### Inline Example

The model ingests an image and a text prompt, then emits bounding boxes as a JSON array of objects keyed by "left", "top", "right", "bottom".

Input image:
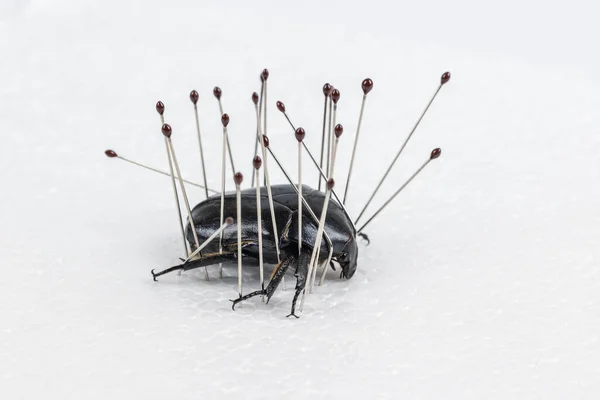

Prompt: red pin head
[
  {"left": 261, "top": 69, "right": 269, "bottom": 81},
  {"left": 331, "top": 89, "right": 340, "bottom": 104},
  {"left": 190, "top": 90, "right": 199, "bottom": 105},
  {"left": 262, "top": 135, "right": 270, "bottom": 148},
  {"left": 276, "top": 101, "right": 285, "bottom": 113},
  {"left": 323, "top": 83, "right": 333, "bottom": 97},
  {"left": 234, "top": 172, "right": 244, "bottom": 186},
  {"left": 430, "top": 148, "right": 442, "bottom": 159},
  {"left": 334, "top": 124, "right": 343, "bottom": 138},
  {"left": 221, "top": 113, "right": 230, "bottom": 127},
  {"left": 156, "top": 101, "right": 165, "bottom": 115},
  {"left": 362, "top": 78, "right": 373, "bottom": 95},
  {"left": 253, "top": 155, "right": 262, "bottom": 170},
  {"left": 105, "top": 149, "right": 117, "bottom": 158},
  {"left": 213, "top": 87, "right": 222, "bottom": 100},
  {"left": 441, "top": 72, "right": 451, "bottom": 85},
  {"left": 252, "top": 92, "right": 259, "bottom": 105},
  {"left": 161, "top": 123, "right": 172, "bottom": 138},
  {"left": 225, "top": 217, "right": 234, "bottom": 225},
  {"left": 327, "top": 178, "right": 335, "bottom": 191},
  {"left": 295, "top": 127, "right": 305, "bottom": 142}
]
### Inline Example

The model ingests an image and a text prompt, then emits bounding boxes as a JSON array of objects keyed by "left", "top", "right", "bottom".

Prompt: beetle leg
[
  {"left": 230, "top": 254, "right": 295, "bottom": 310},
  {"left": 151, "top": 251, "right": 238, "bottom": 281},
  {"left": 287, "top": 249, "right": 310, "bottom": 318}
]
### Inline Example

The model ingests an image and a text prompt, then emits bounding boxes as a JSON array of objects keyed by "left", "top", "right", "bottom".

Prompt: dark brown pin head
[
  {"left": 362, "top": 78, "right": 373, "bottom": 95},
  {"left": 253, "top": 155, "right": 262, "bottom": 170},
  {"left": 221, "top": 113, "right": 230, "bottom": 127},
  {"left": 430, "top": 148, "right": 442, "bottom": 159},
  {"left": 295, "top": 127, "right": 305, "bottom": 142},
  {"left": 252, "top": 92, "right": 259, "bottom": 105},
  {"left": 234, "top": 172, "right": 244, "bottom": 186},
  {"left": 331, "top": 89, "right": 340, "bottom": 104},
  {"left": 276, "top": 101, "right": 285, "bottom": 113},
  {"left": 225, "top": 217, "right": 234, "bottom": 225},
  {"left": 213, "top": 86, "right": 222, "bottom": 100},
  {"left": 190, "top": 90, "right": 199, "bottom": 105},
  {"left": 327, "top": 178, "right": 335, "bottom": 191},
  {"left": 104, "top": 149, "right": 118, "bottom": 158},
  {"left": 441, "top": 72, "right": 451, "bottom": 85},
  {"left": 334, "top": 124, "right": 343, "bottom": 138},
  {"left": 261, "top": 69, "right": 269, "bottom": 81},
  {"left": 156, "top": 101, "right": 165, "bottom": 115},
  {"left": 323, "top": 83, "right": 333, "bottom": 97},
  {"left": 161, "top": 123, "right": 172, "bottom": 138},
  {"left": 262, "top": 135, "right": 270, "bottom": 148}
]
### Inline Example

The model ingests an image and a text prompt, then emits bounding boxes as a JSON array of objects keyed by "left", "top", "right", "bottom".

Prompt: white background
[{"left": 1, "top": 0, "right": 599, "bottom": 398}]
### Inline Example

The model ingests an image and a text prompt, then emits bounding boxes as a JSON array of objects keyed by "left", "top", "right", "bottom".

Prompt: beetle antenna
[
  {"left": 218, "top": 113, "right": 231, "bottom": 279},
  {"left": 251, "top": 90, "right": 261, "bottom": 188},
  {"left": 104, "top": 150, "right": 217, "bottom": 193},
  {"left": 253, "top": 156, "right": 265, "bottom": 299},
  {"left": 155, "top": 102, "right": 188, "bottom": 259},
  {"left": 162, "top": 123, "right": 210, "bottom": 280},
  {"left": 295, "top": 128, "right": 306, "bottom": 262},
  {"left": 214, "top": 87, "right": 236, "bottom": 173},
  {"left": 182, "top": 217, "right": 234, "bottom": 263},
  {"left": 301, "top": 179, "right": 335, "bottom": 311},
  {"left": 357, "top": 148, "right": 442, "bottom": 233},
  {"left": 274, "top": 102, "right": 356, "bottom": 232},
  {"left": 189, "top": 91, "right": 210, "bottom": 199},
  {"left": 355, "top": 72, "right": 450, "bottom": 224},
  {"left": 234, "top": 172, "right": 244, "bottom": 301},
  {"left": 318, "top": 84, "right": 333, "bottom": 190},
  {"left": 343, "top": 78, "right": 373, "bottom": 204}
]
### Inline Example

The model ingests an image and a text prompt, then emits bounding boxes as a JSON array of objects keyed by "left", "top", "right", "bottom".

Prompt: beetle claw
[
  {"left": 286, "top": 312, "right": 300, "bottom": 319},
  {"left": 358, "top": 232, "right": 371, "bottom": 245},
  {"left": 151, "top": 269, "right": 158, "bottom": 282}
]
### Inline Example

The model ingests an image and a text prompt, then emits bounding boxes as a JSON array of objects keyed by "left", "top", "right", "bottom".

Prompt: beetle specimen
[{"left": 106, "top": 69, "right": 450, "bottom": 317}]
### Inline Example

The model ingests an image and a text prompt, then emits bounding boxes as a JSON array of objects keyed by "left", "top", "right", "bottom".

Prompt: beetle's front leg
[{"left": 287, "top": 249, "right": 311, "bottom": 318}]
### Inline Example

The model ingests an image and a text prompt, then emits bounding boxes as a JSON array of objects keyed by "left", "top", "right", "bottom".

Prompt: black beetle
[{"left": 151, "top": 183, "right": 358, "bottom": 318}]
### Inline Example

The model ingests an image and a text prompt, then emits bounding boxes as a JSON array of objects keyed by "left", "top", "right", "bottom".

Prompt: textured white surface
[{"left": 1, "top": 1, "right": 600, "bottom": 398}]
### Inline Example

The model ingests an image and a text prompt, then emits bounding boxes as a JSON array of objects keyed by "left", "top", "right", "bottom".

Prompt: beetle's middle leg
[{"left": 151, "top": 251, "right": 238, "bottom": 281}]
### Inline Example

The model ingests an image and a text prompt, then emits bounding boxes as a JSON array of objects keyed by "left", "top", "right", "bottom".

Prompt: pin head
[
  {"left": 441, "top": 72, "right": 451, "bottom": 85},
  {"left": 323, "top": 83, "right": 333, "bottom": 97},
  {"left": 295, "top": 127, "right": 305, "bottom": 142},
  {"left": 190, "top": 90, "right": 199, "bottom": 105},
  {"left": 253, "top": 155, "right": 262, "bottom": 170},
  {"left": 252, "top": 92, "right": 259, "bottom": 105},
  {"left": 221, "top": 114, "right": 230, "bottom": 127},
  {"left": 327, "top": 178, "right": 335, "bottom": 190},
  {"left": 261, "top": 69, "right": 269, "bottom": 81},
  {"left": 225, "top": 217, "right": 234, "bottom": 225},
  {"left": 262, "top": 135, "right": 270, "bottom": 148},
  {"left": 334, "top": 124, "right": 343, "bottom": 138},
  {"left": 156, "top": 101, "right": 165, "bottom": 115},
  {"left": 276, "top": 101, "right": 285, "bottom": 113},
  {"left": 161, "top": 123, "right": 172, "bottom": 138},
  {"left": 104, "top": 149, "right": 117, "bottom": 158},
  {"left": 331, "top": 89, "right": 340, "bottom": 104},
  {"left": 362, "top": 78, "right": 373, "bottom": 95},
  {"left": 213, "top": 87, "right": 222, "bottom": 100},
  {"left": 234, "top": 172, "right": 244, "bottom": 186},
  {"left": 430, "top": 148, "right": 442, "bottom": 159}
]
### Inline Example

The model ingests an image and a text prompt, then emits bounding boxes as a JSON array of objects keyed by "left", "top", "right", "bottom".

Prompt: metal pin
[
  {"left": 189, "top": 90, "right": 210, "bottom": 199},
  {"left": 234, "top": 172, "right": 244, "bottom": 299},
  {"left": 155, "top": 101, "right": 188, "bottom": 258},
  {"left": 295, "top": 128, "right": 306, "bottom": 261},
  {"left": 253, "top": 156, "right": 265, "bottom": 300},
  {"left": 318, "top": 84, "right": 333, "bottom": 191},
  {"left": 214, "top": 87, "right": 236, "bottom": 173},
  {"left": 358, "top": 148, "right": 442, "bottom": 233},
  {"left": 325, "top": 94, "right": 333, "bottom": 187},
  {"left": 161, "top": 124, "right": 209, "bottom": 280},
  {"left": 355, "top": 72, "right": 451, "bottom": 224},
  {"left": 300, "top": 179, "right": 335, "bottom": 312},
  {"left": 343, "top": 78, "right": 373, "bottom": 204},
  {"left": 251, "top": 91, "right": 261, "bottom": 188},
  {"left": 183, "top": 217, "right": 234, "bottom": 263},
  {"left": 261, "top": 69, "right": 269, "bottom": 155},
  {"left": 218, "top": 113, "right": 230, "bottom": 279},
  {"left": 103, "top": 150, "right": 216, "bottom": 193}
]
